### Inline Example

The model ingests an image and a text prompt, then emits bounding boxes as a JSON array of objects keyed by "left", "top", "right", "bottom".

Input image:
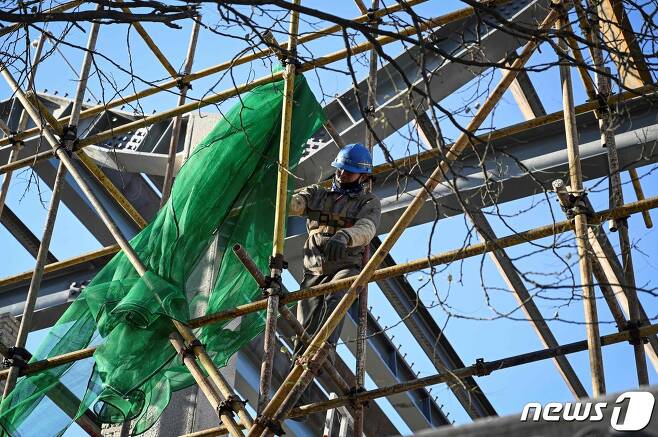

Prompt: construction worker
[{"left": 288, "top": 142, "right": 381, "bottom": 366}]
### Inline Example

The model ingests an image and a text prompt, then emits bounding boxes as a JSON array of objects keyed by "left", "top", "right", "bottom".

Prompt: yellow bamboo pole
[
  {"left": 247, "top": 8, "right": 561, "bottom": 436},
  {"left": 0, "top": 63, "right": 249, "bottom": 437},
  {"left": 556, "top": 9, "right": 606, "bottom": 396},
  {"left": 258, "top": 0, "right": 301, "bottom": 415},
  {"left": 2, "top": 194, "right": 658, "bottom": 383},
  {"left": 0, "top": 0, "right": 509, "bottom": 154}
]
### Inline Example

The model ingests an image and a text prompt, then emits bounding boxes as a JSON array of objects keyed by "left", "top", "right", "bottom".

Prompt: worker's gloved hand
[{"left": 325, "top": 231, "right": 349, "bottom": 261}]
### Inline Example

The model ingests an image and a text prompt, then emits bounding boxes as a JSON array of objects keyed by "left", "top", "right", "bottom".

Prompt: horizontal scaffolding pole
[
  {"left": 0, "top": 0, "right": 519, "bottom": 171},
  {"left": 173, "top": 321, "right": 658, "bottom": 437},
  {"left": 2, "top": 194, "right": 657, "bottom": 381},
  {"left": 286, "top": 322, "right": 658, "bottom": 418}
]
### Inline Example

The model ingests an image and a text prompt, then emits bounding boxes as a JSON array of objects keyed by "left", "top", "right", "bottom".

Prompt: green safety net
[{"left": 0, "top": 73, "right": 325, "bottom": 436}]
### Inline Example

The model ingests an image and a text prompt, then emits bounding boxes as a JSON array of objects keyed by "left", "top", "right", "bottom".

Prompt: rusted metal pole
[
  {"left": 232, "top": 244, "right": 353, "bottom": 396},
  {"left": 556, "top": 10, "right": 606, "bottom": 396},
  {"left": 258, "top": 1, "right": 301, "bottom": 416},
  {"left": 354, "top": 1, "right": 379, "bottom": 434},
  {"left": 585, "top": 1, "right": 648, "bottom": 386},
  {"left": 573, "top": 0, "right": 653, "bottom": 229},
  {"left": 0, "top": 62, "right": 251, "bottom": 437},
  {"left": 160, "top": 18, "right": 201, "bottom": 205},
  {"left": 0, "top": 33, "right": 45, "bottom": 219},
  {"left": 247, "top": 9, "right": 561, "bottom": 436}
]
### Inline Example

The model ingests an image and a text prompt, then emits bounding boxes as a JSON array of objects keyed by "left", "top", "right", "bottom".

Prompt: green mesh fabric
[{"left": 0, "top": 73, "right": 325, "bottom": 436}]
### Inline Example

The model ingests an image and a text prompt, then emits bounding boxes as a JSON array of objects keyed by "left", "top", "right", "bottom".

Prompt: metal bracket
[
  {"left": 176, "top": 76, "right": 192, "bottom": 91},
  {"left": 626, "top": 320, "right": 648, "bottom": 346},
  {"left": 560, "top": 192, "right": 594, "bottom": 220},
  {"left": 295, "top": 353, "right": 324, "bottom": 376},
  {"left": 2, "top": 346, "right": 33, "bottom": 370},
  {"left": 473, "top": 358, "right": 491, "bottom": 376},
  {"left": 366, "top": 8, "right": 383, "bottom": 25},
  {"left": 217, "top": 394, "right": 246, "bottom": 418},
  {"left": 348, "top": 386, "right": 369, "bottom": 409},
  {"left": 255, "top": 415, "right": 285, "bottom": 436},
  {"left": 269, "top": 254, "right": 288, "bottom": 271},
  {"left": 179, "top": 339, "right": 204, "bottom": 360},
  {"left": 61, "top": 124, "right": 78, "bottom": 152},
  {"left": 262, "top": 275, "right": 285, "bottom": 298}
]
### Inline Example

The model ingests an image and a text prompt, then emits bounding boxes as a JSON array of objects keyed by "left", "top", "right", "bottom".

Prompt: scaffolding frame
[{"left": 0, "top": 0, "right": 656, "bottom": 435}]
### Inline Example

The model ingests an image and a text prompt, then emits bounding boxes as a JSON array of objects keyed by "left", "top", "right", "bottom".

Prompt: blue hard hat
[{"left": 331, "top": 143, "right": 373, "bottom": 174}]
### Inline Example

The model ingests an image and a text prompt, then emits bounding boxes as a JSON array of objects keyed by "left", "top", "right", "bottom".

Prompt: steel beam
[
  {"left": 371, "top": 236, "right": 499, "bottom": 418},
  {"left": 296, "top": 0, "right": 552, "bottom": 185},
  {"left": 1, "top": 205, "right": 57, "bottom": 263}
]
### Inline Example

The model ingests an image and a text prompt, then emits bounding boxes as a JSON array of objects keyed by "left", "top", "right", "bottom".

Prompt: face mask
[{"left": 331, "top": 175, "right": 364, "bottom": 195}]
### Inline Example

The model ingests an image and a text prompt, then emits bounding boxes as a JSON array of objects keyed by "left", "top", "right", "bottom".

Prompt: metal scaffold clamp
[
  {"left": 179, "top": 338, "right": 204, "bottom": 360},
  {"left": 55, "top": 124, "right": 78, "bottom": 156},
  {"left": 348, "top": 386, "right": 369, "bottom": 409},
  {"left": 626, "top": 320, "right": 649, "bottom": 346},
  {"left": 255, "top": 415, "right": 285, "bottom": 436},
  {"left": 176, "top": 76, "right": 192, "bottom": 91},
  {"left": 217, "top": 394, "right": 246, "bottom": 418},
  {"left": 473, "top": 358, "right": 491, "bottom": 376},
  {"left": 2, "top": 346, "right": 32, "bottom": 372}
]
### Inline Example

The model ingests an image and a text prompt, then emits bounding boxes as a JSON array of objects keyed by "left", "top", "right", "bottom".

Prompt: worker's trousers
[{"left": 292, "top": 268, "right": 359, "bottom": 364}]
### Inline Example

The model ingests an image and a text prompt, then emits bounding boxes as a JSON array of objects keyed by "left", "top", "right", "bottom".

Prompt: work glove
[{"left": 325, "top": 231, "right": 349, "bottom": 262}]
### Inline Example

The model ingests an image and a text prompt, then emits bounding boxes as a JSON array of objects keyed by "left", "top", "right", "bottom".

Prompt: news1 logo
[{"left": 520, "top": 391, "right": 655, "bottom": 431}]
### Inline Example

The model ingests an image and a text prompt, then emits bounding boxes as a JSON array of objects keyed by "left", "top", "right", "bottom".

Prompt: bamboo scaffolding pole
[
  {"left": 247, "top": 9, "right": 561, "bottom": 436},
  {"left": 186, "top": 321, "right": 658, "bottom": 436},
  {"left": 1, "top": 13, "right": 102, "bottom": 398},
  {"left": 23, "top": 76, "right": 147, "bottom": 230},
  {"left": 0, "top": 34, "right": 45, "bottom": 220},
  {"left": 354, "top": 1, "right": 379, "bottom": 433},
  {"left": 3, "top": 194, "right": 658, "bottom": 383},
  {"left": 115, "top": 0, "right": 179, "bottom": 79},
  {"left": 0, "top": 1, "right": 85, "bottom": 38},
  {"left": 572, "top": 0, "right": 653, "bottom": 229},
  {"left": 416, "top": 116, "right": 587, "bottom": 399},
  {"left": 257, "top": 1, "right": 301, "bottom": 416},
  {"left": 1, "top": 161, "right": 67, "bottom": 401},
  {"left": 0, "top": 0, "right": 510, "bottom": 158},
  {"left": 556, "top": 10, "right": 606, "bottom": 396},
  {"left": 160, "top": 18, "right": 201, "bottom": 205},
  {"left": 232, "top": 244, "right": 353, "bottom": 398},
  {"left": 585, "top": 1, "right": 648, "bottom": 385},
  {"left": 0, "top": 63, "right": 251, "bottom": 437}
]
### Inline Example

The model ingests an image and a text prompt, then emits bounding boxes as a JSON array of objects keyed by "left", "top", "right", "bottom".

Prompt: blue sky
[{"left": 1, "top": 1, "right": 657, "bottom": 435}]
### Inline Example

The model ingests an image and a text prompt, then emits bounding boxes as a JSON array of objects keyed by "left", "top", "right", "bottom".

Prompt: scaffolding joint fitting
[
  {"left": 262, "top": 275, "right": 285, "bottom": 298},
  {"left": 179, "top": 338, "right": 204, "bottom": 360},
  {"left": 282, "top": 55, "right": 301, "bottom": 69},
  {"left": 295, "top": 354, "right": 323, "bottom": 376},
  {"left": 348, "top": 386, "right": 369, "bottom": 409},
  {"left": 269, "top": 254, "right": 288, "bottom": 271},
  {"left": 176, "top": 76, "right": 192, "bottom": 91},
  {"left": 217, "top": 394, "right": 245, "bottom": 418},
  {"left": 366, "top": 8, "right": 383, "bottom": 25},
  {"left": 56, "top": 124, "right": 78, "bottom": 156},
  {"left": 1, "top": 346, "right": 32, "bottom": 371},
  {"left": 626, "top": 320, "right": 648, "bottom": 346},
  {"left": 473, "top": 358, "right": 491, "bottom": 376},
  {"left": 562, "top": 192, "right": 593, "bottom": 220},
  {"left": 255, "top": 415, "right": 285, "bottom": 436}
]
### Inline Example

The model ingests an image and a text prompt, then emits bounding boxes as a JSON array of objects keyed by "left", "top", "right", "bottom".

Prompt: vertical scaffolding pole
[
  {"left": 0, "top": 62, "right": 249, "bottom": 437},
  {"left": 161, "top": 18, "right": 201, "bottom": 205},
  {"left": 247, "top": 8, "right": 560, "bottom": 436},
  {"left": 354, "top": 0, "right": 379, "bottom": 434},
  {"left": 556, "top": 9, "right": 606, "bottom": 396},
  {"left": 257, "top": 0, "right": 301, "bottom": 416},
  {"left": 0, "top": 33, "right": 45, "bottom": 219},
  {"left": 0, "top": 15, "right": 102, "bottom": 399},
  {"left": 586, "top": 0, "right": 648, "bottom": 387}
]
